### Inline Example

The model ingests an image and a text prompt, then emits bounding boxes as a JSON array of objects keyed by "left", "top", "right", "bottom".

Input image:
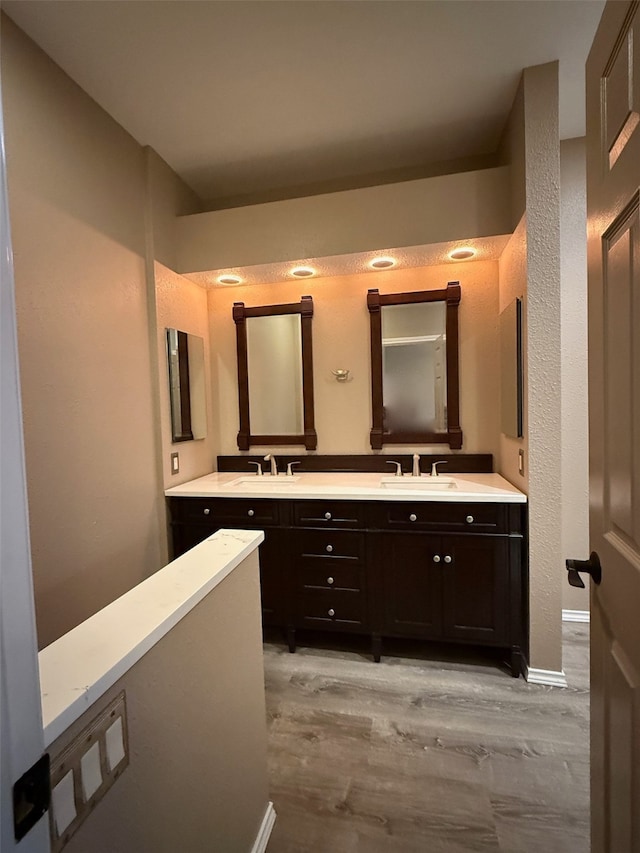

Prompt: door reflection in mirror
[
  {"left": 246, "top": 314, "right": 303, "bottom": 435},
  {"left": 381, "top": 302, "right": 447, "bottom": 433}
]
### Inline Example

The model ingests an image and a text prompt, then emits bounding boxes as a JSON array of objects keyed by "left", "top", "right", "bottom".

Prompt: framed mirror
[
  {"left": 166, "top": 328, "right": 207, "bottom": 442},
  {"left": 367, "top": 282, "right": 462, "bottom": 449},
  {"left": 500, "top": 296, "right": 524, "bottom": 438},
  {"left": 233, "top": 295, "right": 317, "bottom": 450}
]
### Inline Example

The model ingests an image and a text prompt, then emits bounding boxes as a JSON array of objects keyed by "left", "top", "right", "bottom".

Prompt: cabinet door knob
[
  {"left": 433, "top": 554, "right": 441, "bottom": 563},
  {"left": 409, "top": 513, "right": 417, "bottom": 522},
  {"left": 247, "top": 509, "right": 255, "bottom": 517},
  {"left": 328, "top": 608, "right": 335, "bottom": 617},
  {"left": 327, "top": 577, "right": 334, "bottom": 585},
  {"left": 326, "top": 545, "right": 334, "bottom": 553},
  {"left": 466, "top": 515, "right": 474, "bottom": 524},
  {"left": 444, "top": 555, "right": 452, "bottom": 564},
  {"left": 203, "top": 508, "right": 210, "bottom": 515},
  {"left": 324, "top": 512, "right": 332, "bottom": 520}
]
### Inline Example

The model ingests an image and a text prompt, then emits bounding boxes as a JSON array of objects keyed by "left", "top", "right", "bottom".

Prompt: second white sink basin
[{"left": 380, "top": 476, "right": 458, "bottom": 489}]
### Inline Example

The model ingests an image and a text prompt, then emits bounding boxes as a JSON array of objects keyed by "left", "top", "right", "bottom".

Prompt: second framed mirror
[
  {"left": 368, "top": 281, "right": 462, "bottom": 449},
  {"left": 233, "top": 295, "right": 317, "bottom": 450}
]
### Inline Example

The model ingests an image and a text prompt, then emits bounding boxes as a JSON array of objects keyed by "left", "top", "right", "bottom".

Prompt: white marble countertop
[
  {"left": 165, "top": 471, "right": 526, "bottom": 503},
  {"left": 39, "top": 528, "right": 264, "bottom": 747}
]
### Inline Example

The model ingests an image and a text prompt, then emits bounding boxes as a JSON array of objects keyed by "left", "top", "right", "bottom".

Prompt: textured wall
[
  {"left": 208, "top": 260, "right": 500, "bottom": 457},
  {"left": 560, "top": 138, "right": 590, "bottom": 613},
  {"left": 155, "top": 263, "right": 215, "bottom": 487},
  {"left": 53, "top": 553, "right": 270, "bottom": 853},
  {"left": 523, "top": 62, "right": 563, "bottom": 673},
  {"left": 2, "top": 18, "right": 164, "bottom": 648}
]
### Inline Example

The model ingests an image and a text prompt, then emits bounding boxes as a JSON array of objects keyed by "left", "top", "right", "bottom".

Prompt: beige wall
[
  {"left": 178, "top": 167, "right": 511, "bottom": 273},
  {"left": 560, "top": 138, "right": 590, "bottom": 613},
  {"left": 2, "top": 17, "right": 165, "bottom": 648},
  {"left": 52, "top": 553, "right": 270, "bottom": 853},
  {"left": 208, "top": 261, "right": 500, "bottom": 458},
  {"left": 155, "top": 262, "right": 215, "bottom": 487},
  {"left": 523, "top": 62, "right": 563, "bottom": 673}
]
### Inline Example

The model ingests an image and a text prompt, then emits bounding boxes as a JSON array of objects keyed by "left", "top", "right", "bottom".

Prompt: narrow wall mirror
[
  {"left": 500, "top": 296, "right": 524, "bottom": 438},
  {"left": 166, "top": 328, "right": 207, "bottom": 442},
  {"left": 368, "top": 282, "right": 462, "bottom": 449},
  {"left": 233, "top": 295, "right": 317, "bottom": 450}
]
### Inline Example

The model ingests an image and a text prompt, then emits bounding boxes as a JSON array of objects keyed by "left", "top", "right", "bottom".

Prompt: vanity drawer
[
  {"left": 296, "top": 562, "right": 364, "bottom": 592},
  {"left": 373, "top": 502, "right": 506, "bottom": 533},
  {"left": 168, "top": 497, "right": 279, "bottom": 526},
  {"left": 292, "top": 500, "right": 367, "bottom": 528},
  {"left": 297, "top": 589, "right": 367, "bottom": 629},
  {"left": 292, "top": 529, "right": 365, "bottom": 560}
]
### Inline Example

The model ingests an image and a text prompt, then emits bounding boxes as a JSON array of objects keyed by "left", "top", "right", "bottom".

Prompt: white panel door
[
  {"left": 586, "top": 2, "right": 640, "bottom": 850},
  {"left": 0, "top": 82, "right": 50, "bottom": 851}
]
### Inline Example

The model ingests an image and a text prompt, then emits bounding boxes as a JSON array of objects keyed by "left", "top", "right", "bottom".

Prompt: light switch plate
[
  {"left": 171, "top": 451, "right": 179, "bottom": 474},
  {"left": 49, "top": 692, "right": 129, "bottom": 851},
  {"left": 518, "top": 449, "right": 525, "bottom": 476}
]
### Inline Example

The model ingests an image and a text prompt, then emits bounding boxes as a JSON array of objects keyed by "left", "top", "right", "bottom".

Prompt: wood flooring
[{"left": 264, "top": 624, "right": 590, "bottom": 853}]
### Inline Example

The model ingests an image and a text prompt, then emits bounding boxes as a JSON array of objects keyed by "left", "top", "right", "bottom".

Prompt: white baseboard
[
  {"left": 251, "top": 802, "right": 276, "bottom": 853},
  {"left": 525, "top": 667, "right": 568, "bottom": 688},
  {"left": 562, "top": 609, "right": 590, "bottom": 623}
]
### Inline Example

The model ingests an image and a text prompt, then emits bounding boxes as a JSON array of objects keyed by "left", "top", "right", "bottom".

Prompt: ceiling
[{"left": 3, "top": 0, "right": 605, "bottom": 210}]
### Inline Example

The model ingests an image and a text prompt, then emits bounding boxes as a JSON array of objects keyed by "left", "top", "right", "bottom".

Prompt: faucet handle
[
  {"left": 287, "top": 461, "right": 301, "bottom": 476},
  {"left": 386, "top": 460, "right": 403, "bottom": 477},
  {"left": 431, "top": 460, "right": 448, "bottom": 477},
  {"left": 247, "top": 461, "right": 263, "bottom": 477}
]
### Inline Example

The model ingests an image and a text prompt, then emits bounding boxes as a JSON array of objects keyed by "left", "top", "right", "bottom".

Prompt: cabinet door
[
  {"left": 380, "top": 533, "right": 442, "bottom": 638},
  {"left": 257, "top": 530, "right": 286, "bottom": 626},
  {"left": 440, "top": 535, "right": 509, "bottom": 645}
]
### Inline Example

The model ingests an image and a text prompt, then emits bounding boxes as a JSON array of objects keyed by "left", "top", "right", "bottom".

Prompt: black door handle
[{"left": 566, "top": 551, "right": 602, "bottom": 588}]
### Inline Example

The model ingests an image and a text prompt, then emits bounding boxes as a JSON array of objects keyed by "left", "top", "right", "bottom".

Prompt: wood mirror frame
[
  {"left": 367, "top": 281, "right": 462, "bottom": 450},
  {"left": 233, "top": 295, "right": 317, "bottom": 450}
]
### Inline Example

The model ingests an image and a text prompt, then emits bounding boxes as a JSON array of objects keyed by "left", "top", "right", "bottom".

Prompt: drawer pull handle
[
  {"left": 324, "top": 512, "right": 332, "bottom": 520},
  {"left": 409, "top": 513, "right": 417, "bottom": 522},
  {"left": 327, "top": 577, "right": 334, "bottom": 585},
  {"left": 444, "top": 555, "right": 452, "bottom": 564},
  {"left": 433, "top": 555, "right": 441, "bottom": 563},
  {"left": 328, "top": 608, "right": 335, "bottom": 617},
  {"left": 203, "top": 508, "right": 210, "bottom": 515},
  {"left": 326, "top": 545, "right": 334, "bottom": 553},
  {"left": 466, "top": 515, "right": 474, "bottom": 524},
  {"left": 247, "top": 509, "right": 255, "bottom": 517}
]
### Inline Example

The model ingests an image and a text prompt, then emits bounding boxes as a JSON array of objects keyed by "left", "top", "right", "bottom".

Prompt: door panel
[
  {"left": 587, "top": 3, "right": 640, "bottom": 850},
  {"left": 380, "top": 534, "right": 442, "bottom": 637}
]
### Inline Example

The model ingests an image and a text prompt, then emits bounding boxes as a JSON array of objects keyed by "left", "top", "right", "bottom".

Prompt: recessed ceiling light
[
  {"left": 369, "top": 256, "right": 396, "bottom": 269},
  {"left": 449, "top": 248, "right": 476, "bottom": 261},
  {"left": 290, "top": 266, "right": 316, "bottom": 278},
  {"left": 217, "top": 274, "right": 243, "bottom": 285}
]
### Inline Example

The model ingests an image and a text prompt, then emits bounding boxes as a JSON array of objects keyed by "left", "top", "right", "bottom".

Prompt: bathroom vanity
[{"left": 166, "top": 459, "right": 527, "bottom": 676}]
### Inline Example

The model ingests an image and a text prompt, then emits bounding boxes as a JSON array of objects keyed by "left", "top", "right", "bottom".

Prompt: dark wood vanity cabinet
[{"left": 167, "top": 495, "right": 527, "bottom": 676}]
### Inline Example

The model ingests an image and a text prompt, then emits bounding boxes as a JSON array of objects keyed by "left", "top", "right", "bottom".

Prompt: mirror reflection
[
  {"left": 233, "top": 295, "right": 317, "bottom": 450},
  {"left": 247, "top": 314, "right": 303, "bottom": 435},
  {"left": 382, "top": 302, "right": 447, "bottom": 433},
  {"left": 166, "top": 328, "right": 207, "bottom": 442}
]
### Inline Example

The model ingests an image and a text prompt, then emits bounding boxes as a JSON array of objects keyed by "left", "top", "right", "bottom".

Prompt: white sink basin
[
  {"left": 230, "top": 475, "right": 301, "bottom": 486},
  {"left": 379, "top": 475, "right": 458, "bottom": 489}
]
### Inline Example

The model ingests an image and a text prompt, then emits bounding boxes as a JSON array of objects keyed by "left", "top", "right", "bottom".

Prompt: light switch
[
  {"left": 51, "top": 770, "right": 76, "bottom": 836},
  {"left": 171, "top": 452, "right": 180, "bottom": 474},
  {"left": 80, "top": 742, "right": 102, "bottom": 801},
  {"left": 105, "top": 716, "right": 126, "bottom": 771}
]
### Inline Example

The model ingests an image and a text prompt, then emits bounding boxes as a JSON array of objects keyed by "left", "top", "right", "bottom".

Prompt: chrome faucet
[
  {"left": 386, "top": 460, "right": 403, "bottom": 477},
  {"left": 264, "top": 453, "right": 278, "bottom": 476},
  {"left": 247, "top": 461, "right": 263, "bottom": 476},
  {"left": 412, "top": 454, "right": 421, "bottom": 477},
  {"left": 286, "top": 461, "right": 301, "bottom": 476},
  {"left": 431, "top": 460, "right": 447, "bottom": 477}
]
